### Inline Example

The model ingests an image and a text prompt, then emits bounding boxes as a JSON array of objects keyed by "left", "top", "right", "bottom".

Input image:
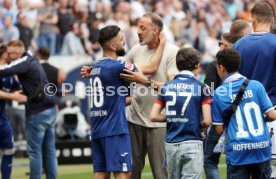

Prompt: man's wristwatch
[{"left": 145, "top": 77, "right": 152, "bottom": 88}]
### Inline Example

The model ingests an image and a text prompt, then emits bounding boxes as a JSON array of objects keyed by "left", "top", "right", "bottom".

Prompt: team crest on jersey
[{"left": 124, "top": 62, "right": 134, "bottom": 71}]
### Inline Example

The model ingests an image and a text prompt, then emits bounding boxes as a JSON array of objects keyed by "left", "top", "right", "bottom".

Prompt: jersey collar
[
  {"left": 98, "top": 57, "right": 112, "bottom": 61},
  {"left": 175, "top": 70, "right": 195, "bottom": 80},
  {"left": 251, "top": 32, "right": 269, "bottom": 35},
  {"left": 223, "top": 73, "right": 245, "bottom": 83}
]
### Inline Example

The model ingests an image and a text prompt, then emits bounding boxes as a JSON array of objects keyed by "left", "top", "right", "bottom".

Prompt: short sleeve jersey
[
  {"left": 156, "top": 71, "right": 211, "bottom": 143},
  {"left": 212, "top": 75, "right": 273, "bottom": 166},
  {"left": 90, "top": 58, "right": 136, "bottom": 139}
]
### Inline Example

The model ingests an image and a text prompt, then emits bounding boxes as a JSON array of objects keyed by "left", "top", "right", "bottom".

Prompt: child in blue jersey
[
  {"left": 150, "top": 47, "right": 212, "bottom": 179},
  {"left": 0, "top": 45, "right": 27, "bottom": 179},
  {"left": 212, "top": 49, "right": 276, "bottom": 179}
]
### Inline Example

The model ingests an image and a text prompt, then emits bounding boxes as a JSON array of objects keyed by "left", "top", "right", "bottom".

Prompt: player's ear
[
  {"left": 153, "top": 26, "right": 159, "bottom": 35},
  {"left": 108, "top": 42, "right": 116, "bottom": 51},
  {"left": 222, "top": 65, "right": 228, "bottom": 73},
  {"left": 216, "top": 64, "right": 223, "bottom": 73}
]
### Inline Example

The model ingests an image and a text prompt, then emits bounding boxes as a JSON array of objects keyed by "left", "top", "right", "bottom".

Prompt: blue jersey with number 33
[
  {"left": 90, "top": 58, "right": 136, "bottom": 139},
  {"left": 212, "top": 75, "right": 273, "bottom": 166}
]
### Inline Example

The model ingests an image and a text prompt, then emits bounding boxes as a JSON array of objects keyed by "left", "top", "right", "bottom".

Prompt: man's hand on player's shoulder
[
  {"left": 120, "top": 69, "right": 147, "bottom": 84},
  {"left": 81, "top": 66, "right": 92, "bottom": 78}
]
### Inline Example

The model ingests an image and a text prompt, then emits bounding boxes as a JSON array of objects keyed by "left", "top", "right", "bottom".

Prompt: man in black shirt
[{"left": 36, "top": 47, "right": 65, "bottom": 87}]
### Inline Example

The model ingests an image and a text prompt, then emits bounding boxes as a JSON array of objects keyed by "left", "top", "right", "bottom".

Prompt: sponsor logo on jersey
[{"left": 124, "top": 62, "right": 134, "bottom": 71}]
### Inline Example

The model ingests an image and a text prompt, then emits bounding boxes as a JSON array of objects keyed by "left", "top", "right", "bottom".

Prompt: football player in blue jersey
[
  {"left": 88, "top": 25, "right": 165, "bottom": 179},
  {"left": 212, "top": 49, "right": 276, "bottom": 179},
  {"left": 150, "top": 47, "right": 212, "bottom": 179},
  {"left": 234, "top": 2, "right": 276, "bottom": 106},
  {"left": 233, "top": 2, "right": 276, "bottom": 178},
  {"left": 0, "top": 45, "right": 27, "bottom": 179}
]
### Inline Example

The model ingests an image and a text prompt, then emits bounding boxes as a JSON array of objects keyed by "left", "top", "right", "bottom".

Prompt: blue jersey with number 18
[
  {"left": 212, "top": 75, "right": 273, "bottom": 166},
  {"left": 90, "top": 58, "right": 136, "bottom": 139}
]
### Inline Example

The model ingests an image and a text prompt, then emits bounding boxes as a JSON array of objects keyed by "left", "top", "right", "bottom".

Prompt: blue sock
[{"left": 1, "top": 154, "right": 13, "bottom": 179}]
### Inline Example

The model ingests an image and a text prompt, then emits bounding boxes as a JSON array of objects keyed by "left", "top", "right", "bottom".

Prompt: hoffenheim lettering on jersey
[
  {"left": 90, "top": 58, "right": 136, "bottom": 139},
  {"left": 212, "top": 77, "right": 273, "bottom": 166},
  {"left": 232, "top": 140, "right": 270, "bottom": 151}
]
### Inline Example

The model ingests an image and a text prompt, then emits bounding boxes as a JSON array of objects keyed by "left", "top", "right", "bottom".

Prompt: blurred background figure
[
  {"left": 36, "top": 0, "right": 58, "bottom": 55},
  {"left": 56, "top": 0, "right": 75, "bottom": 54},
  {"left": 2, "top": 15, "right": 19, "bottom": 44},
  {"left": 60, "top": 21, "right": 86, "bottom": 56},
  {"left": 16, "top": 12, "right": 35, "bottom": 52}
]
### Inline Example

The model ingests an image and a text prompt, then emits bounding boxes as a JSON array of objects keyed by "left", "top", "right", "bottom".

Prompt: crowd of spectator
[{"left": 0, "top": 0, "right": 275, "bottom": 61}]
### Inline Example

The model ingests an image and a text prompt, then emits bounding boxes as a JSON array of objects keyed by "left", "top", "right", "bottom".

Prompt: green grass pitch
[{"left": 11, "top": 155, "right": 227, "bottom": 179}]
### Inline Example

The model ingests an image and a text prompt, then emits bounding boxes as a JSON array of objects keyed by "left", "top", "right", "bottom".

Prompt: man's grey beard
[{"left": 139, "top": 33, "right": 153, "bottom": 46}]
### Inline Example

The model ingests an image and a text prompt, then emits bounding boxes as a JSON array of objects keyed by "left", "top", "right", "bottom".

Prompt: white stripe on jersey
[{"left": 0, "top": 56, "right": 28, "bottom": 70}]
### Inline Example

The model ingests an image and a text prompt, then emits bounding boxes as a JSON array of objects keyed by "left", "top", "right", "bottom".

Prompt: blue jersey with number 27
[
  {"left": 212, "top": 75, "right": 273, "bottom": 166},
  {"left": 156, "top": 72, "right": 211, "bottom": 143},
  {"left": 90, "top": 58, "right": 136, "bottom": 139}
]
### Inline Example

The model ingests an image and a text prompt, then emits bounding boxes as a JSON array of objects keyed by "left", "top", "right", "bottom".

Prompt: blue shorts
[
  {"left": 92, "top": 134, "right": 132, "bottom": 172},
  {"left": 0, "top": 121, "right": 13, "bottom": 149}
]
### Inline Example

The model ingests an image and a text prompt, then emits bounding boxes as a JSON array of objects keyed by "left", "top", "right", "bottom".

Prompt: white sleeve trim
[
  {"left": 212, "top": 122, "right": 224, "bottom": 125},
  {"left": 265, "top": 107, "right": 275, "bottom": 114}
]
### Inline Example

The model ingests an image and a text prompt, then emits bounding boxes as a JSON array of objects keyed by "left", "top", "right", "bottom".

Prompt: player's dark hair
[
  {"left": 98, "top": 25, "right": 121, "bottom": 47},
  {"left": 216, "top": 49, "right": 240, "bottom": 73},
  {"left": 36, "top": 47, "right": 50, "bottom": 60},
  {"left": 0, "top": 45, "right": 7, "bottom": 57},
  {"left": 251, "top": 2, "right": 274, "bottom": 24},
  {"left": 176, "top": 47, "right": 200, "bottom": 71}
]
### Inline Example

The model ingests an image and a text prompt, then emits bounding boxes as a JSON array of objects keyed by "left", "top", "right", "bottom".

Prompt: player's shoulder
[
  {"left": 115, "top": 59, "right": 135, "bottom": 71},
  {"left": 95, "top": 58, "right": 115, "bottom": 66},
  {"left": 264, "top": 32, "right": 276, "bottom": 39},
  {"left": 249, "top": 79, "right": 262, "bottom": 85},
  {"left": 160, "top": 79, "right": 175, "bottom": 92},
  {"left": 248, "top": 80, "right": 264, "bottom": 91},
  {"left": 185, "top": 76, "right": 206, "bottom": 90},
  {"left": 163, "top": 79, "right": 175, "bottom": 87},
  {"left": 234, "top": 35, "right": 249, "bottom": 48},
  {"left": 214, "top": 83, "right": 227, "bottom": 96}
]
